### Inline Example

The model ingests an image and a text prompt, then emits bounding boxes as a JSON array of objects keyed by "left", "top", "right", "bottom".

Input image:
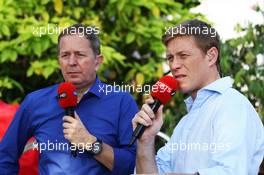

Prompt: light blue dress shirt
[{"left": 156, "top": 77, "right": 264, "bottom": 175}]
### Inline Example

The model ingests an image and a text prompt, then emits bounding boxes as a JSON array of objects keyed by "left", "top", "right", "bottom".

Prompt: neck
[
  {"left": 191, "top": 72, "right": 220, "bottom": 100},
  {"left": 76, "top": 88, "right": 88, "bottom": 102},
  {"left": 76, "top": 82, "right": 93, "bottom": 103},
  {"left": 75, "top": 76, "right": 97, "bottom": 102}
]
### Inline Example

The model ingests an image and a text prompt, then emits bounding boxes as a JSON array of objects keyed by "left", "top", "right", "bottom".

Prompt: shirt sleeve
[
  {"left": 155, "top": 114, "right": 188, "bottom": 174},
  {"left": 197, "top": 95, "right": 264, "bottom": 175},
  {"left": 155, "top": 139, "right": 173, "bottom": 173},
  {"left": 0, "top": 95, "right": 34, "bottom": 174},
  {"left": 111, "top": 93, "right": 138, "bottom": 175}
]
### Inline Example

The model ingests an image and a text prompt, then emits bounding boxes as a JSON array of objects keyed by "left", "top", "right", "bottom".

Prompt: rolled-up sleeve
[
  {"left": 111, "top": 93, "right": 138, "bottom": 175},
  {"left": 156, "top": 140, "right": 173, "bottom": 173}
]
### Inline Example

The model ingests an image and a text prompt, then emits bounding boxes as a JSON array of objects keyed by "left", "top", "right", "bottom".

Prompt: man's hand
[
  {"left": 132, "top": 98, "right": 164, "bottom": 144},
  {"left": 62, "top": 112, "right": 114, "bottom": 170},
  {"left": 63, "top": 112, "right": 96, "bottom": 149}
]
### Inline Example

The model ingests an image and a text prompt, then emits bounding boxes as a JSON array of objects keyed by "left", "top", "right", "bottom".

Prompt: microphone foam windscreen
[
  {"left": 151, "top": 76, "right": 179, "bottom": 104},
  {"left": 57, "top": 82, "right": 78, "bottom": 108}
]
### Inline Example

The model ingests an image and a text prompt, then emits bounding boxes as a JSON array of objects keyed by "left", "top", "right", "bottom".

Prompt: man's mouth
[
  {"left": 67, "top": 72, "right": 81, "bottom": 74},
  {"left": 175, "top": 75, "right": 186, "bottom": 81},
  {"left": 67, "top": 72, "right": 81, "bottom": 77}
]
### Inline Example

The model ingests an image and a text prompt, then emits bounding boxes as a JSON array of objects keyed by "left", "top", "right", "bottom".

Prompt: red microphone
[
  {"left": 57, "top": 82, "right": 78, "bottom": 157},
  {"left": 129, "top": 76, "right": 179, "bottom": 146}
]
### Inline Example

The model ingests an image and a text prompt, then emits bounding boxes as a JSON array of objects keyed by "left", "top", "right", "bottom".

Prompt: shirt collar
[
  {"left": 184, "top": 76, "right": 233, "bottom": 112},
  {"left": 54, "top": 76, "right": 103, "bottom": 99},
  {"left": 184, "top": 97, "right": 194, "bottom": 112},
  {"left": 84, "top": 76, "right": 103, "bottom": 98},
  {"left": 202, "top": 76, "right": 233, "bottom": 94}
]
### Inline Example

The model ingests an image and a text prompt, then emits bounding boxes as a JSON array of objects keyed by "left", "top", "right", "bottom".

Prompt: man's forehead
[
  {"left": 166, "top": 48, "right": 191, "bottom": 55},
  {"left": 59, "top": 49, "right": 89, "bottom": 53},
  {"left": 59, "top": 34, "right": 91, "bottom": 50},
  {"left": 60, "top": 34, "right": 89, "bottom": 43},
  {"left": 166, "top": 36, "right": 196, "bottom": 52}
]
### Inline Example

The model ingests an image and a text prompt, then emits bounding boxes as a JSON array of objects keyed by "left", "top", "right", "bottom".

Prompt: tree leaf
[
  {"left": 54, "top": 0, "right": 63, "bottom": 14},
  {"left": 151, "top": 6, "right": 160, "bottom": 18},
  {"left": 136, "top": 73, "right": 144, "bottom": 85},
  {"left": 245, "top": 51, "right": 255, "bottom": 65},
  {"left": 33, "top": 42, "right": 42, "bottom": 57},
  {"left": 125, "top": 32, "right": 135, "bottom": 44},
  {"left": 1, "top": 25, "right": 10, "bottom": 36},
  {"left": 0, "top": 49, "right": 17, "bottom": 62}
]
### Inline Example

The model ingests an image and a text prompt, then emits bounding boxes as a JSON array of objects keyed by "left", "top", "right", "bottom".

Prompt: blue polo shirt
[{"left": 0, "top": 77, "right": 138, "bottom": 175}]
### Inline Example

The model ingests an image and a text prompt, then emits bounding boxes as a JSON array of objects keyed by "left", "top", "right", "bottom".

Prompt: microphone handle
[
  {"left": 65, "top": 107, "right": 75, "bottom": 117},
  {"left": 129, "top": 100, "right": 162, "bottom": 146},
  {"left": 66, "top": 107, "right": 77, "bottom": 157},
  {"left": 150, "top": 99, "right": 162, "bottom": 113}
]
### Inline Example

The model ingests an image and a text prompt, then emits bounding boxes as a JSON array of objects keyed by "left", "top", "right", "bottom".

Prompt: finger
[
  {"left": 63, "top": 128, "right": 71, "bottom": 135},
  {"left": 137, "top": 111, "right": 153, "bottom": 126},
  {"left": 142, "top": 104, "right": 155, "bottom": 119},
  {"left": 132, "top": 117, "right": 137, "bottom": 130},
  {"left": 156, "top": 105, "right": 164, "bottom": 122},
  {"left": 63, "top": 116, "right": 76, "bottom": 123},
  {"left": 139, "top": 110, "right": 153, "bottom": 125},
  {"left": 134, "top": 116, "right": 149, "bottom": 127},
  {"left": 74, "top": 111, "right": 80, "bottom": 120},
  {"left": 132, "top": 113, "right": 143, "bottom": 130},
  {"left": 145, "top": 97, "right": 154, "bottom": 104},
  {"left": 64, "top": 133, "right": 71, "bottom": 141},
  {"left": 62, "top": 122, "right": 72, "bottom": 129},
  {"left": 74, "top": 112, "right": 85, "bottom": 126}
]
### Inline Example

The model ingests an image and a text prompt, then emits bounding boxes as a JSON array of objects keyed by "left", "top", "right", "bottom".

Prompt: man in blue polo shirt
[{"left": 0, "top": 24, "right": 138, "bottom": 175}]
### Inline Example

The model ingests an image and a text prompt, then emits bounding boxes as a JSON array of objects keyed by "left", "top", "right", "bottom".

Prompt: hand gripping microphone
[
  {"left": 57, "top": 82, "right": 78, "bottom": 157},
  {"left": 129, "top": 76, "right": 179, "bottom": 146}
]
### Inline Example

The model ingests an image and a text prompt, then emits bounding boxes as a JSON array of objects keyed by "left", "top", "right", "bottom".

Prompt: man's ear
[
  {"left": 206, "top": 47, "right": 218, "bottom": 67},
  {"left": 95, "top": 55, "right": 104, "bottom": 71}
]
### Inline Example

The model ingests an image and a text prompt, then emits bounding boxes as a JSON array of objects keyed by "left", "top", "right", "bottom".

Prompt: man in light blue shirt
[{"left": 132, "top": 19, "right": 264, "bottom": 175}]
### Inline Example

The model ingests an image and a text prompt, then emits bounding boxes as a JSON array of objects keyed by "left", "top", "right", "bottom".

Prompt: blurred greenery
[
  {"left": 0, "top": 0, "right": 263, "bottom": 149},
  {"left": 220, "top": 21, "right": 264, "bottom": 120}
]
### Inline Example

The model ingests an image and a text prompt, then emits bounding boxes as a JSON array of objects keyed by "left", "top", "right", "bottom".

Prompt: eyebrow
[
  {"left": 59, "top": 50, "right": 88, "bottom": 54},
  {"left": 166, "top": 50, "right": 191, "bottom": 56}
]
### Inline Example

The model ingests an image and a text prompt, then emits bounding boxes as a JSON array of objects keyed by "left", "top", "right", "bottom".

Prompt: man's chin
[
  {"left": 64, "top": 79, "right": 82, "bottom": 85},
  {"left": 178, "top": 85, "right": 191, "bottom": 94}
]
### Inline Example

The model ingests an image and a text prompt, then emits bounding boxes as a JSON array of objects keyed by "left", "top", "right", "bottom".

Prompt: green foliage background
[{"left": 0, "top": 0, "right": 263, "bottom": 141}]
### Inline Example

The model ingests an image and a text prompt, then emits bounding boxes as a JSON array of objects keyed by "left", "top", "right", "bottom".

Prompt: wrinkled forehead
[
  {"left": 165, "top": 35, "right": 199, "bottom": 53},
  {"left": 59, "top": 34, "right": 92, "bottom": 52}
]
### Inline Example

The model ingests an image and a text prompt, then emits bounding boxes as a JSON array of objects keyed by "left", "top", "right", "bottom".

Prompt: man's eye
[
  {"left": 166, "top": 56, "right": 173, "bottom": 62},
  {"left": 61, "top": 54, "right": 68, "bottom": 58},
  {"left": 180, "top": 54, "right": 189, "bottom": 59},
  {"left": 77, "top": 53, "right": 85, "bottom": 57}
]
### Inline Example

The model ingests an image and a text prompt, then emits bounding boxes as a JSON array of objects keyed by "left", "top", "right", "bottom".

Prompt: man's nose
[
  {"left": 68, "top": 54, "right": 77, "bottom": 65},
  {"left": 170, "top": 58, "right": 182, "bottom": 70}
]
